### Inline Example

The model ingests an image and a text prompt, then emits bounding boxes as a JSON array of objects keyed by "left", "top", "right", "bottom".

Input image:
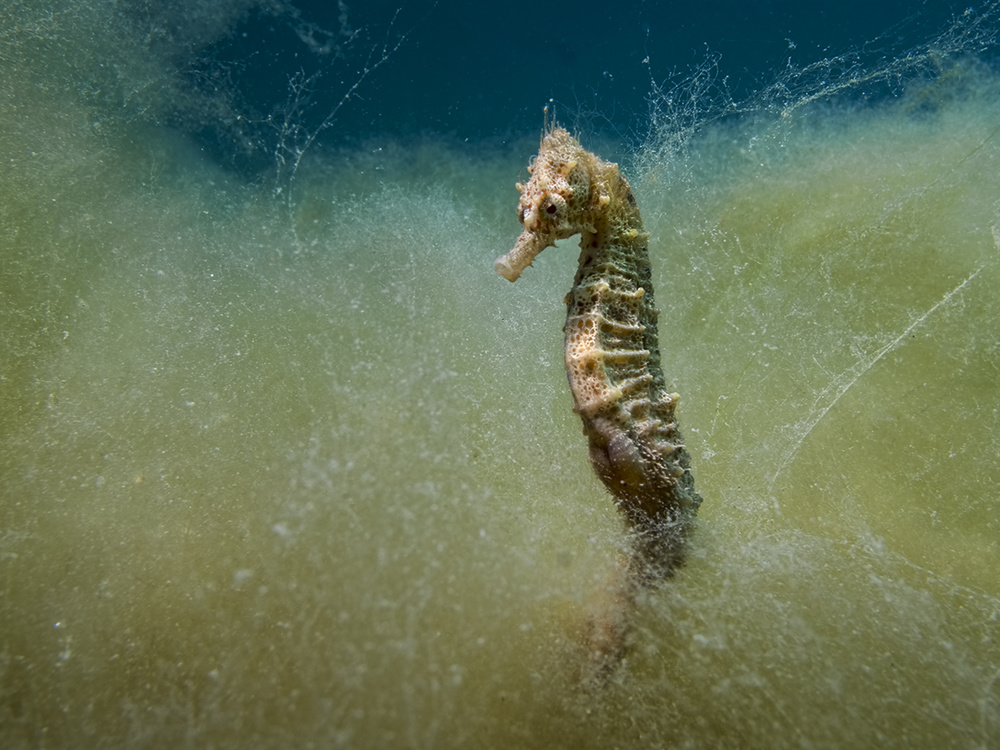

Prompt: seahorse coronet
[{"left": 495, "top": 126, "right": 702, "bottom": 551}]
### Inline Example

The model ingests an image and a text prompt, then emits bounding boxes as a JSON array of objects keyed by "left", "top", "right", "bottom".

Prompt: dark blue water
[{"left": 191, "top": 0, "right": 960, "bottom": 173}]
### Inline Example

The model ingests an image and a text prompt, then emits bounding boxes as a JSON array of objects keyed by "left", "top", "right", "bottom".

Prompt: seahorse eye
[{"left": 546, "top": 204, "right": 558, "bottom": 215}]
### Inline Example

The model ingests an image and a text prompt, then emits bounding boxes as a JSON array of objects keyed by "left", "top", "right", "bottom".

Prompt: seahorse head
[{"left": 495, "top": 127, "right": 595, "bottom": 282}]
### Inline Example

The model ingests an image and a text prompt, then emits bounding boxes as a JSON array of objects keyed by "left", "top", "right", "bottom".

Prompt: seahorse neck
[{"left": 573, "top": 168, "right": 648, "bottom": 289}]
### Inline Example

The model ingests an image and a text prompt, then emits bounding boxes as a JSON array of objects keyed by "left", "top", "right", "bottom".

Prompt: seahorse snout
[{"left": 494, "top": 228, "right": 553, "bottom": 282}]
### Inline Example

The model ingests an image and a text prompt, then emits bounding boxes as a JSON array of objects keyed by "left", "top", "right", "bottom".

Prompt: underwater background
[{"left": 2, "top": 0, "right": 999, "bottom": 747}]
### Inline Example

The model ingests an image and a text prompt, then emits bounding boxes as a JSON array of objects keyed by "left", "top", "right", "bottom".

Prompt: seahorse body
[{"left": 495, "top": 127, "right": 701, "bottom": 565}]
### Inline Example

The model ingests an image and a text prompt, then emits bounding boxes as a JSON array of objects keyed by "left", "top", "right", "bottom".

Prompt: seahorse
[
  {"left": 495, "top": 126, "right": 702, "bottom": 567},
  {"left": 495, "top": 125, "right": 702, "bottom": 682}
]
